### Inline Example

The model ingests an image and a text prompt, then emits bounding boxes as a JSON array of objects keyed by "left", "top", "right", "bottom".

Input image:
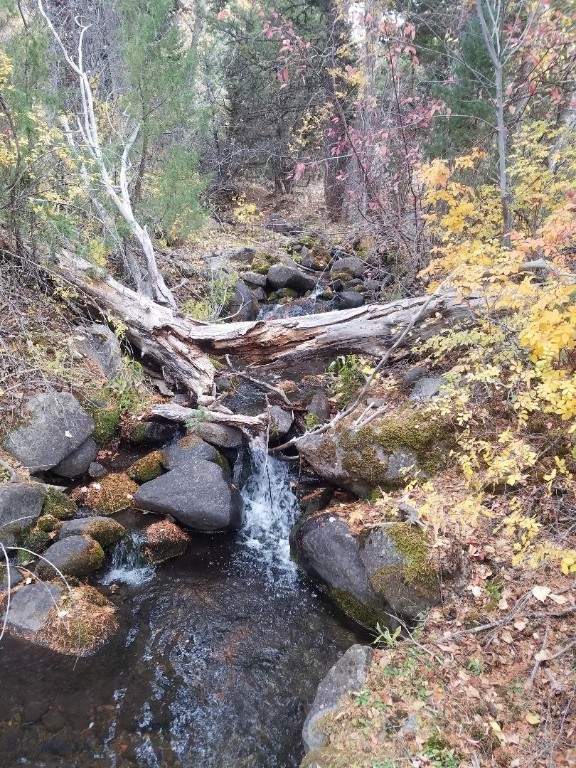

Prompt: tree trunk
[{"left": 54, "top": 252, "right": 479, "bottom": 405}]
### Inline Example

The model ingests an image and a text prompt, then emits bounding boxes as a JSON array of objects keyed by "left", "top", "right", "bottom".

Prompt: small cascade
[
  {"left": 240, "top": 436, "right": 300, "bottom": 576},
  {"left": 100, "top": 531, "right": 155, "bottom": 586}
]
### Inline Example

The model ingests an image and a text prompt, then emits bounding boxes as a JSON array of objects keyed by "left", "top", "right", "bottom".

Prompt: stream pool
[{"left": 0, "top": 451, "right": 360, "bottom": 768}]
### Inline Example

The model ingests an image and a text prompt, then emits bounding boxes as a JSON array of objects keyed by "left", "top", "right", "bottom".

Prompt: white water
[
  {"left": 100, "top": 531, "right": 155, "bottom": 586},
  {"left": 240, "top": 437, "right": 300, "bottom": 577}
]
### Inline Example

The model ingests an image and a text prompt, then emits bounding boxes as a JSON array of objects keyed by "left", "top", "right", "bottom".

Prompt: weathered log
[
  {"left": 150, "top": 403, "right": 267, "bottom": 430},
  {"left": 54, "top": 252, "right": 480, "bottom": 403}
]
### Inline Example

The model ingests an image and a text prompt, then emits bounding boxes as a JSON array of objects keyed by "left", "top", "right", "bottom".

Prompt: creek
[{"left": 0, "top": 441, "right": 360, "bottom": 768}]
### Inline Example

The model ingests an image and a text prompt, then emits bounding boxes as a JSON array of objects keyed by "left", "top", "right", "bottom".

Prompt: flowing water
[{"left": 0, "top": 443, "right": 359, "bottom": 768}]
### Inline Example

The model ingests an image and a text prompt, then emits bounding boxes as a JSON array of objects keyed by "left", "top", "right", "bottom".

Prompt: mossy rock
[
  {"left": 36, "top": 514, "right": 59, "bottom": 533},
  {"left": 84, "top": 473, "right": 138, "bottom": 515},
  {"left": 59, "top": 516, "right": 126, "bottom": 548},
  {"left": 277, "top": 287, "right": 299, "bottom": 299},
  {"left": 327, "top": 586, "right": 382, "bottom": 630},
  {"left": 42, "top": 489, "right": 77, "bottom": 520},
  {"left": 360, "top": 523, "right": 441, "bottom": 620},
  {"left": 251, "top": 252, "right": 278, "bottom": 274},
  {"left": 127, "top": 450, "right": 165, "bottom": 483},
  {"left": 19, "top": 526, "right": 51, "bottom": 555},
  {"left": 83, "top": 398, "right": 121, "bottom": 446},
  {"left": 37, "top": 535, "right": 105, "bottom": 580},
  {"left": 300, "top": 746, "right": 346, "bottom": 768},
  {"left": 299, "top": 408, "right": 451, "bottom": 497}
]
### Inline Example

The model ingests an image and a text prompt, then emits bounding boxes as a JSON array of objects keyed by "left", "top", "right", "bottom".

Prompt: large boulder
[
  {"left": 298, "top": 409, "right": 450, "bottom": 497},
  {"left": 134, "top": 457, "right": 243, "bottom": 532},
  {"left": 291, "top": 513, "right": 382, "bottom": 629},
  {"left": 58, "top": 517, "right": 126, "bottom": 548},
  {"left": 291, "top": 514, "right": 441, "bottom": 628},
  {"left": 266, "top": 263, "right": 317, "bottom": 295},
  {"left": 330, "top": 256, "right": 365, "bottom": 279},
  {"left": 36, "top": 535, "right": 105, "bottom": 579},
  {"left": 4, "top": 393, "right": 94, "bottom": 473},
  {"left": 0, "top": 483, "right": 45, "bottom": 545},
  {"left": 227, "top": 280, "right": 260, "bottom": 321},
  {"left": 302, "top": 644, "right": 373, "bottom": 752},
  {"left": 334, "top": 290, "right": 365, "bottom": 309},
  {"left": 52, "top": 437, "right": 98, "bottom": 478},
  {"left": 163, "top": 434, "right": 219, "bottom": 468}
]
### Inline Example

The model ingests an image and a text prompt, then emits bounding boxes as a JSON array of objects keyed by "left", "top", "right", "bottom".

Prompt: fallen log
[{"left": 54, "top": 251, "right": 481, "bottom": 404}]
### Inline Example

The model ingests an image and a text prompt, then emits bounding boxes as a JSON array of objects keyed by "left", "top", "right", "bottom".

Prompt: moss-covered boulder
[
  {"left": 142, "top": 520, "right": 190, "bottom": 564},
  {"left": 36, "top": 535, "right": 104, "bottom": 579},
  {"left": 298, "top": 408, "right": 450, "bottom": 497},
  {"left": 291, "top": 512, "right": 440, "bottom": 629},
  {"left": 58, "top": 516, "right": 125, "bottom": 548},
  {"left": 360, "top": 523, "right": 441, "bottom": 620},
  {"left": 127, "top": 450, "right": 165, "bottom": 483},
  {"left": 0, "top": 482, "right": 45, "bottom": 546},
  {"left": 42, "top": 489, "right": 77, "bottom": 520},
  {"left": 83, "top": 473, "right": 138, "bottom": 515}
]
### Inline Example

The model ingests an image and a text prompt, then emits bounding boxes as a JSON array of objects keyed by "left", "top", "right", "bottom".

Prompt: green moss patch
[
  {"left": 128, "top": 450, "right": 165, "bottom": 483},
  {"left": 84, "top": 399, "right": 121, "bottom": 445},
  {"left": 42, "top": 489, "right": 77, "bottom": 520},
  {"left": 84, "top": 473, "right": 138, "bottom": 515}
]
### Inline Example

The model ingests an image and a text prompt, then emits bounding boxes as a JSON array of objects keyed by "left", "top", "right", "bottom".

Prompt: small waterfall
[
  {"left": 240, "top": 436, "right": 299, "bottom": 576},
  {"left": 100, "top": 531, "right": 155, "bottom": 587}
]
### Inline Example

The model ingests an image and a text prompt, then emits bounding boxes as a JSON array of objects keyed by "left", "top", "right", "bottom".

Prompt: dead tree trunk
[{"left": 55, "top": 252, "right": 480, "bottom": 404}]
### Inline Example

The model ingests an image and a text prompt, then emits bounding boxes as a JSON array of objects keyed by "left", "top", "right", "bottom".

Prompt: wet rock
[
  {"left": 58, "top": 517, "right": 126, "bottom": 548},
  {"left": 4, "top": 392, "right": 94, "bottom": 473},
  {"left": 334, "top": 290, "right": 365, "bottom": 309},
  {"left": 0, "top": 483, "right": 45, "bottom": 545},
  {"left": 302, "top": 644, "right": 373, "bottom": 752},
  {"left": 142, "top": 520, "right": 190, "bottom": 564},
  {"left": 269, "top": 406, "right": 294, "bottom": 441},
  {"left": 193, "top": 422, "right": 243, "bottom": 449},
  {"left": 74, "top": 323, "right": 123, "bottom": 379},
  {"left": 135, "top": 457, "right": 243, "bottom": 532},
  {"left": 227, "top": 280, "right": 259, "bottom": 321},
  {"left": 23, "top": 700, "right": 48, "bottom": 722},
  {"left": 5, "top": 583, "right": 63, "bottom": 634},
  {"left": 361, "top": 524, "right": 441, "bottom": 619},
  {"left": 330, "top": 256, "right": 365, "bottom": 279},
  {"left": 0, "top": 564, "right": 24, "bottom": 591},
  {"left": 53, "top": 437, "right": 98, "bottom": 478},
  {"left": 36, "top": 535, "right": 105, "bottom": 579},
  {"left": 266, "top": 263, "right": 317, "bottom": 295}
]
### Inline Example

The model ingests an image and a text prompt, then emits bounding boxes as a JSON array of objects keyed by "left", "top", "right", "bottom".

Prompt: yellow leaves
[
  {"left": 525, "top": 712, "right": 541, "bottom": 725},
  {"left": 561, "top": 552, "right": 576, "bottom": 575}
]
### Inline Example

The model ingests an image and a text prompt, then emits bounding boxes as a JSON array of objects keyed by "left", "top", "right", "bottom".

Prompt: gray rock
[
  {"left": 193, "top": 422, "right": 243, "bottom": 449},
  {"left": 162, "top": 436, "right": 219, "bottom": 468},
  {"left": 0, "top": 565, "right": 24, "bottom": 591},
  {"left": 4, "top": 392, "right": 94, "bottom": 473},
  {"left": 360, "top": 525, "right": 441, "bottom": 619},
  {"left": 269, "top": 406, "right": 294, "bottom": 441},
  {"left": 330, "top": 256, "right": 365, "bottom": 278},
  {"left": 23, "top": 701, "right": 48, "bottom": 723},
  {"left": 227, "top": 280, "right": 259, "bottom": 321},
  {"left": 6, "top": 583, "right": 63, "bottom": 634},
  {"left": 134, "top": 458, "right": 243, "bottom": 532},
  {"left": 264, "top": 215, "right": 297, "bottom": 235},
  {"left": 221, "top": 246, "right": 257, "bottom": 264},
  {"left": 241, "top": 271, "right": 267, "bottom": 287},
  {"left": 53, "top": 438, "right": 98, "bottom": 478},
  {"left": 58, "top": 517, "right": 125, "bottom": 548},
  {"left": 302, "top": 644, "right": 373, "bottom": 752},
  {"left": 0, "top": 483, "right": 45, "bottom": 545},
  {"left": 293, "top": 515, "right": 375, "bottom": 608},
  {"left": 75, "top": 323, "right": 122, "bottom": 379},
  {"left": 401, "top": 366, "right": 428, "bottom": 389},
  {"left": 88, "top": 462, "right": 108, "bottom": 479},
  {"left": 409, "top": 375, "right": 444, "bottom": 401},
  {"left": 266, "top": 263, "right": 317, "bottom": 295},
  {"left": 307, "top": 392, "right": 331, "bottom": 423},
  {"left": 36, "top": 535, "right": 105, "bottom": 579},
  {"left": 334, "top": 290, "right": 365, "bottom": 309}
]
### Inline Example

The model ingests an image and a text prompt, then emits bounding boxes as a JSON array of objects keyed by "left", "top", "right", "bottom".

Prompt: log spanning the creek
[{"left": 55, "top": 251, "right": 480, "bottom": 404}]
